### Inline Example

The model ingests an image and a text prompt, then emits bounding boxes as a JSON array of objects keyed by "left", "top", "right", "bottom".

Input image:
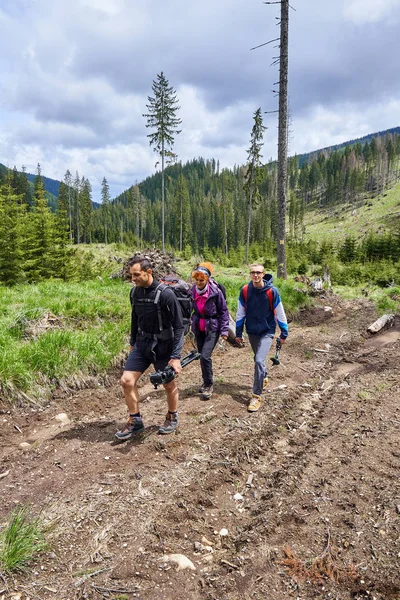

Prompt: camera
[
  {"left": 150, "top": 350, "right": 201, "bottom": 389},
  {"left": 150, "top": 365, "right": 176, "bottom": 388}
]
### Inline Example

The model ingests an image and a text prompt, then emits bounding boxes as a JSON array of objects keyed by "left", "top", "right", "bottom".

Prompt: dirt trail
[{"left": 1, "top": 293, "right": 399, "bottom": 600}]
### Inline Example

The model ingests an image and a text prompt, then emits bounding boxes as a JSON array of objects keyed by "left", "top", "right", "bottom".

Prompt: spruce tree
[
  {"left": 25, "top": 164, "right": 55, "bottom": 281},
  {"left": 177, "top": 173, "right": 189, "bottom": 251},
  {"left": 244, "top": 108, "right": 266, "bottom": 264},
  {"left": 73, "top": 172, "right": 82, "bottom": 243},
  {"left": 0, "top": 175, "right": 25, "bottom": 285},
  {"left": 80, "top": 177, "right": 93, "bottom": 243},
  {"left": 64, "top": 170, "right": 73, "bottom": 241},
  {"left": 101, "top": 177, "right": 111, "bottom": 244},
  {"left": 143, "top": 72, "right": 182, "bottom": 250},
  {"left": 52, "top": 182, "right": 76, "bottom": 280}
]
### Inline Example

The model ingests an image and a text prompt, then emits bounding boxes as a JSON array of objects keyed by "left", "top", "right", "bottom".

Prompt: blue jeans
[{"left": 248, "top": 333, "right": 274, "bottom": 395}]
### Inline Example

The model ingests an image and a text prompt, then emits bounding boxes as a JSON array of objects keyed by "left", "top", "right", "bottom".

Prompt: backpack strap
[
  {"left": 266, "top": 288, "right": 274, "bottom": 312},
  {"left": 153, "top": 283, "right": 166, "bottom": 332},
  {"left": 133, "top": 283, "right": 172, "bottom": 340},
  {"left": 242, "top": 284, "right": 273, "bottom": 311},
  {"left": 242, "top": 284, "right": 248, "bottom": 304}
]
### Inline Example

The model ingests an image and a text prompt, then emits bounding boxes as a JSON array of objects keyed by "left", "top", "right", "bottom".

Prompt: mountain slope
[
  {"left": 297, "top": 126, "right": 400, "bottom": 167},
  {"left": 303, "top": 179, "right": 400, "bottom": 242},
  {"left": 25, "top": 171, "right": 60, "bottom": 197}
]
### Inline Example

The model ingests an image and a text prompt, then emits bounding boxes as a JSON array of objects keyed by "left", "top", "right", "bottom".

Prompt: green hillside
[
  {"left": 0, "top": 162, "right": 58, "bottom": 210},
  {"left": 303, "top": 181, "right": 400, "bottom": 244},
  {"left": 297, "top": 126, "right": 400, "bottom": 167}
]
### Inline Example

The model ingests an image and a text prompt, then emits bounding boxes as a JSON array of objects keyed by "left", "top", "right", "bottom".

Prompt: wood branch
[
  {"left": 250, "top": 37, "right": 280, "bottom": 50},
  {"left": 221, "top": 559, "right": 239, "bottom": 569},
  {"left": 312, "top": 348, "right": 331, "bottom": 353},
  {"left": 74, "top": 568, "right": 111, "bottom": 587},
  {"left": 246, "top": 472, "right": 254, "bottom": 487},
  {"left": 92, "top": 584, "right": 137, "bottom": 594},
  {"left": 367, "top": 314, "right": 395, "bottom": 334},
  {"left": 0, "top": 570, "right": 8, "bottom": 587}
]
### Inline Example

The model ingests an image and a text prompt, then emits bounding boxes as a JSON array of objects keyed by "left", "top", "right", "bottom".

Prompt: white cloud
[
  {"left": 1, "top": 0, "right": 400, "bottom": 200},
  {"left": 344, "top": 0, "right": 400, "bottom": 23},
  {"left": 292, "top": 99, "right": 400, "bottom": 155},
  {"left": 81, "top": 0, "right": 127, "bottom": 15}
]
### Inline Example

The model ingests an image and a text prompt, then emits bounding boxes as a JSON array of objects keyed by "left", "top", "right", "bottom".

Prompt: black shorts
[{"left": 124, "top": 340, "right": 172, "bottom": 373}]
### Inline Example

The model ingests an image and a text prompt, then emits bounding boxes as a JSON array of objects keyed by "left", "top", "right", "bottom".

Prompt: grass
[
  {"left": 7, "top": 249, "right": 395, "bottom": 404},
  {"left": 333, "top": 284, "right": 400, "bottom": 314},
  {"left": 303, "top": 180, "right": 400, "bottom": 244},
  {"left": 0, "top": 505, "right": 49, "bottom": 573},
  {"left": 0, "top": 259, "right": 312, "bottom": 403},
  {"left": 0, "top": 277, "right": 130, "bottom": 401}
]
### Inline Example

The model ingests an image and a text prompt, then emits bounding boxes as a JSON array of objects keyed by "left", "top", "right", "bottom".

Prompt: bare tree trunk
[
  {"left": 140, "top": 194, "right": 145, "bottom": 249},
  {"left": 135, "top": 187, "right": 140, "bottom": 244},
  {"left": 223, "top": 201, "right": 228, "bottom": 255},
  {"left": 277, "top": 0, "right": 289, "bottom": 279},
  {"left": 179, "top": 192, "right": 183, "bottom": 251},
  {"left": 68, "top": 188, "right": 73, "bottom": 242},
  {"left": 161, "top": 141, "right": 165, "bottom": 251}
]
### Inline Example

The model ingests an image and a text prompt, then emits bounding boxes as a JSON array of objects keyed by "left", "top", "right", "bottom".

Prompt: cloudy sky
[{"left": 1, "top": 0, "right": 400, "bottom": 200}]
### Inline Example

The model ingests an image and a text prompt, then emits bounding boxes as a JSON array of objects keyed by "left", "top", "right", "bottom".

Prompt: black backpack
[
  {"left": 159, "top": 275, "right": 192, "bottom": 335},
  {"left": 130, "top": 275, "right": 192, "bottom": 337},
  {"left": 210, "top": 277, "right": 226, "bottom": 300}
]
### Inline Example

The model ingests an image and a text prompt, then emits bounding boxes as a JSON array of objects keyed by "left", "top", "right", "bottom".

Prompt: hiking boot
[
  {"left": 201, "top": 385, "right": 213, "bottom": 400},
  {"left": 248, "top": 394, "right": 261, "bottom": 413},
  {"left": 263, "top": 376, "right": 269, "bottom": 390},
  {"left": 198, "top": 382, "right": 205, "bottom": 393},
  {"left": 159, "top": 412, "right": 179, "bottom": 435},
  {"left": 115, "top": 416, "right": 144, "bottom": 440}
]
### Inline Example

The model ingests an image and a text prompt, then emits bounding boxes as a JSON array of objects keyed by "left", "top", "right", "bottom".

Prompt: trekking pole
[
  {"left": 180, "top": 349, "right": 201, "bottom": 368},
  {"left": 270, "top": 338, "right": 282, "bottom": 366}
]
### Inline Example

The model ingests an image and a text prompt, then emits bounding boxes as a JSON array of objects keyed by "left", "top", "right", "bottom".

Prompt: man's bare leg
[
  {"left": 115, "top": 371, "right": 145, "bottom": 440},
  {"left": 120, "top": 370, "right": 142, "bottom": 414},
  {"left": 163, "top": 378, "right": 179, "bottom": 413},
  {"left": 159, "top": 379, "right": 179, "bottom": 434}
]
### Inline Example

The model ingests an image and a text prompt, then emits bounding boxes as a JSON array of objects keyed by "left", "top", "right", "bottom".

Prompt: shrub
[{"left": 297, "top": 261, "right": 308, "bottom": 275}]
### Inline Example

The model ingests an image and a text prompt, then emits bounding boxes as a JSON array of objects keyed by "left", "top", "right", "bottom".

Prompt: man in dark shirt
[{"left": 115, "top": 257, "right": 185, "bottom": 440}]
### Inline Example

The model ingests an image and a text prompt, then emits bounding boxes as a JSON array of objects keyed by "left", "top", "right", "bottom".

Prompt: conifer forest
[{"left": 1, "top": 129, "right": 399, "bottom": 287}]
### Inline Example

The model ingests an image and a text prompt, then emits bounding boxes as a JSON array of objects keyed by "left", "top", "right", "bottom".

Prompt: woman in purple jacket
[{"left": 190, "top": 262, "right": 229, "bottom": 400}]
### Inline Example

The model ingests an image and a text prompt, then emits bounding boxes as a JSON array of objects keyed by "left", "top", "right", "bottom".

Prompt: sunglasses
[
  {"left": 193, "top": 275, "right": 207, "bottom": 281},
  {"left": 250, "top": 271, "right": 263, "bottom": 276}
]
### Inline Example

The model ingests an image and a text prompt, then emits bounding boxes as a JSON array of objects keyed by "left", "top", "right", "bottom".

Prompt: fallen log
[{"left": 367, "top": 314, "right": 395, "bottom": 334}]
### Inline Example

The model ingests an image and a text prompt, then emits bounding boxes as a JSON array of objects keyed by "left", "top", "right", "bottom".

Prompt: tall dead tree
[
  {"left": 255, "top": 1, "right": 290, "bottom": 278},
  {"left": 276, "top": 0, "right": 289, "bottom": 279}
]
